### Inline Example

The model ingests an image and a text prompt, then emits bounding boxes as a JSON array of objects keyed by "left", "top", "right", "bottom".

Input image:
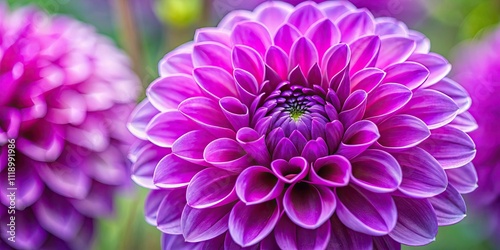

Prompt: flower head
[
  {"left": 0, "top": 5, "right": 140, "bottom": 249},
  {"left": 130, "top": 1, "right": 477, "bottom": 249},
  {"left": 453, "top": 28, "right": 500, "bottom": 241}
]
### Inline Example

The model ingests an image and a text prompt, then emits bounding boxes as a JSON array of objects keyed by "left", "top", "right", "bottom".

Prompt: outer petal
[
  {"left": 204, "top": 138, "right": 253, "bottom": 172},
  {"left": 153, "top": 154, "right": 205, "bottom": 189},
  {"left": 287, "top": 3, "right": 325, "bottom": 34},
  {"left": 193, "top": 42, "right": 232, "bottom": 72},
  {"left": 377, "top": 115, "right": 430, "bottom": 149},
  {"left": 186, "top": 167, "right": 237, "bottom": 209},
  {"left": 350, "top": 149, "right": 402, "bottom": 193},
  {"left": 446, "top": 162, "right": 478, "bottom": 194},
  {"left": 408, "top": 53, "right": 451, "bottom": 88},
  {"left": 327, "top": 215, "right": 373, "bottom": 250},
  {"left": 376, "top": 37, "right": 416, "bottom": 69},
  {"left": 275, "top": 215, "right": 331, "bottom": 250},
  {"left": 305, "top": 19, "right": 341, "bottom": 61},
  {"left": 428, "top": 185, "right": 467, "bottom": 226},
  {"left": 146, "top": 110, "right": 198, "bottom": 148},
  {"left": 128, "top": 99, "right": 159, "bottom": 140},
  {"left": 365, "top": 83, "right": 412, "bottom": 122},
  {"left": 147, "top": 75, "right": 201, "bottom": 112},
  {"left": 382, "top": 62, "right": 429, "bottom": 90},
  {"left": 336, "top": 120, "right": 380, "bottom": 160},
  {"left": 172, "top": 130, "right": 215, "bottom": 166},
  {"left": 231, "top": 21, "right": 272, "bottom": 57},
  {"left": 193, "top": 66, "right": 239, "bottom": 99},
  {"left": 156, "top": 188, "right": 186, "bottom": 234},
  {"left": 349, "top": 36, "right": 380, "bottom": 75},
  {"left": 337, "top": 9, "right": 375, "bottom": 43},
  {"left": 181, "top": 202, "right": 233, "bottom": 242}
]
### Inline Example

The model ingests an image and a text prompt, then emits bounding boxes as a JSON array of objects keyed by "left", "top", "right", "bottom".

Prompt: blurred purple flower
[
  {"left": 0, "top": 5, "right": 140, "bottom": 249},
  {"left": 130, "top": 1, "right": 477, "bottom": 249},
  {"left": 453, "top": 28, "right": 500, "bottom": 241}
]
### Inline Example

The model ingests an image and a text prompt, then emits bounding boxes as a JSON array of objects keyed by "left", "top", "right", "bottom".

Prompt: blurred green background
[{"left": 5, "top": 0, "right": 499, "bottom": 249}]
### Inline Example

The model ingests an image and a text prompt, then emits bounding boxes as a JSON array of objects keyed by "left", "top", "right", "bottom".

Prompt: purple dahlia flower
[
  {"left": 0, "top": 5, "right": 140, "bottom": 249},
  {"left": 453, "top": 28, "right": 500, "bottom": 240},
  {"left": 129, "top": 1, "right": 477, "bottom": 249}
]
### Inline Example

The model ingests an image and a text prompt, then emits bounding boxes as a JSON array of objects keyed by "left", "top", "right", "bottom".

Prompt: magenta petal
[
  {"left": 419, "top": 126, "right": 476, "bottom": 169},
  {"left": 349, "top": 36, "right": 381, "bottom": 75},
  {"left": 271, "top": 157, "right": 309, "bottom": 184},
  {"left": 365, "top": 83, "right": 412, "bottom": 122},
  {"left": 287, "top": 3, "right": 325, "bottom": 34},
  {"left": 194, "top": 27, "right": 231, "bottom": 46},
  {"left": 337, "top": 9, "right": 375, "bottom": 43},
  {"left": 275, "top": 215, "right": 331, "bottom": 250},
  {"left": 401, "top": 89, "right": 459, "bottom": 129},
  {"left": 181, "top": 202, "right": 233, "bottom": 242},
  {"left": 328, "top": 215, "right": 373, "bottom": 250},
  {"left": 220, "top": 97, "right": 250, "bottom": 131},
  {"left": 376, "top": 37, "right": 416, "bottom": 69},
  {"left": 322, "top": 43, "right": 351, "bottom": 83},
  {"left": 301, "top": 137, "right": 328, "bottom": 163},
  {"left": 339, "top": 89, "right": 367, "bottom": 128},
  {"left": 0, "top": 108, "right": 20, "bottom": 144},
  {"left": 372, "top": 236, "right": 400, "bottom": 250},
  {"left": 305, "top": 19, "right": 341, "bottom": 61},
  {"left": 428, "top": 185, "right": 466, "bottom": 226},
  {"left": 336, "top": 185, "right": 397, "bottom": 236},
  {"left": 325, "top": 120, "right": 344, "bottom": 153},
  {"left": 448, "top": 111, "right": 478, "bottom": 133},
  {"left": 350, "top": 69, "right": 387, "bottom": 95},
  {"left": 377, "top": 115, "right": 430, "bottom": 149},
  {"left": 194, "top": 66, "right": 239, "bottom": 99},
  {"left": 159, "top": 51, "right": 194, "bottom": 76},
  {"left": 1, "top": 209, "right": 47, "bottom": 249},
  {"left": 232, "top": 45, "right": 265, "bottom": 84},
  {"left": 319, "top": 1, "right": 355, "bottom": 21},
  {"left": 128, "top": 99, "right": 159, "bottom": 140},
  {"left": 37, "top": 160, "right": 90, "bottom": 200},
  {"left": 132, "top": 143, "right": 172, "bottom": 189},
  {"left": 224, "top": 232, "right": 260, "bottom": 250},
  {"left": 236, "top": 166, "right": 284, "bottom": 205},
  {"left": 162, "top": 234, "right": 225, "bottom": 250},
  {"left": 392, "top": 147, "right": 448, "bottom": 198},
  {"left": 383, "top": 62, "right": 430, "bottom": 90},
  {"left": 336, "top": 120, "right": 380, "bottom": 160},
  {"left": 236, "top": 127, "right": 270, "bottom": 165},
  {"left": 254, "top": 1, "right": 293, "bottom": 35},
  {"left": 145, "top": 190, "right": 169, "bottom": 226},
  {"left": 266, "top": 46, "right": 289, "bottom": 82},
  {"left": 146, "top": 110, "right": 198, "bottom": 147},
  {"left": 157, "top": 188, "right": 186, "bottom": 234},
  {"left": 204, "top": 138, "right": 253, "bottom": 172},
  {"left": 234, "top": 69, "right": 259, "bottom": 107},
  {"left": 193, "top": 42, "right": 232, "bottom": 72},
  {"left": 446, "top": 162, "right": 478, "bottom": 194},
  {"left": 178, "top": 97, "right": 235, "bottom": 137},
  {"left": 409, "top": 30, "right": 430, "bottom": 54},
  {"left": 284, "top": 182, "right": 336, "bottom": 229},
  {"left": 1, "top": 162, "right": 42, "bottom": 209},
  {"left": 186, "top": 167, "right": 237, "bottom": 208},
  {"left": 147, "top": 75, "right": 201, "bottom": 112},
  {"left": 408, "top": 53, "right": 451, "bottom": 88},
  {"left": 375, "top": 18, "right": 408, "bottom": 37},
  {"left": 428, "top": 78, "right": 471, "bottom": 113},
  {"left": 310, "top": 155, "right": 351, "bottom": 187},
  {"left": 17, "top": 123, "right": 63, "bottom": 162},
  {"left": 350, "top": 149, "right": 402, "bottom": 193},
  {"left": 274, "top": 24, "right": 301, "bottom": 54},
  {"left": 273, "top": 137, "right": 300, "bottom": 161},
  {"left": 229, "top": 200, "right": 280, "bottom": 247},
  {"left": 389, "top": 197, "right": 438, "bottom": 246},
  {"left": 172, "top": 130, "right": 215, "bottom": 166},
  {"left": 289, "top": 37, "right": 319, "bottom": 75},
  {"left": 154, "top": 154, "right": 205, "bottom": 188},
  {"left": 231, "top": 21, "right": 272, "bottom": 57}
]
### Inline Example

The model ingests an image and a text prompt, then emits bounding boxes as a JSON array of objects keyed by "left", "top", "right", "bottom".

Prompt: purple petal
[
  {"left": 17, "top": 122, "right": 63, "bottom": 162},
  {"left": 204, "top": 138, "right": 253, "bottom": 172},
  {"left": 428, "top": 185, "right": 466, "bottom": 226},
  {"left": 194, "top": 66, "right": 239, "bottom": 99},
  {"left": 301, "top": 137, "right": 328, "bottom": 163},
  {"left": 1, "top": 209, "right": 47, "bottom": 249},
  {"left": 34, "top": 191, "right": 84, "bottom": 240},
  {"left": 254, "top": 1, "right": 293, "bottom": 35},
  {"left": 162, "top": 234, "right": 225, "bottom": 250},
  {"left": 376, "top": 37, "right": 416, "bottom": 68},
  {"left": 132, "top": 142, "right": 172, "bottom": 189},
  {"left": 275, "top": 215, "right": 331, "bottom": 250},
  {"left": 349, "top": 36, "right": 381, "bottom": 75},
  {"left": 181, "top": 202, "right": 233, "bottom": 242},
  {"left": 172, "top": 130, "right": 215, "bottom": 166},
  {"left": 409, "top": 30, "right": 430, "bottom": 54},
  {"left": 146, "top": 110, "right": 198, "bottom": 147},
  {"left": 408, "top": 53, "right": 451, "bottom": 88},
  {"left": 337, "top": 9, "right": 375, "bottom": 43},
  {"left": 145, "top": 190, "right": 169, "bottom": 226},
  {"left": 0, "top": 108, "right": 20, "bottom": 144},
  {"left": 400, "top": 89, "right": 459, "bottom": 129},
  {"left": 336, "top": 185, "right": 397, "bottom": 236},
  {"left": 159, "top": 51, "right": 194, "bottom": 76},
  {"left": 428, "top": 78, "right": 471, "bottom": 113},
  {"left": 289, "top": 37, "right": 319, "bottom": 75},
  {"left": 220, "top": 97, "right": 250, "bottom": 131},
  {"left": 375, "top": 18, "right": 408, "bottom": 37},
  {"left": 193, "top": 42, "right": 232, "bottom": 72},
  {"left": 383, "top": 62, "right": 430, "bottom": 90},
  {"left": 236, "top": 166, "right": 284, "bottom": 205},
  {"left": 419, "top": 126, "right": 476, "bottom": 169},
  {"left": 448, "top": 111, "right": 478, "bottom": 133},
  {"left": 327, "top": 215, "right": 373, "bottom": 250},
  {"left": 232, "top": 45, "right": 265, "bottom": 84},
  {"left": 37, "top": 160, "right": 90, "bottom": 200},
  {"left": 231, "top": 21, "right": 272, "bottom": 57},
  {"left": 339, "top": 89, "right": 367, "bottom": 128},
  {"left": 389, "top": 197, "right": 438, "bottom": 246},
  {"left": 234, "top": 69, "right": 259, "bottom": 107},
  {"left": 128, "top": 99, "right": 159, "bottom": 140},
  {"left": 186, "top": 167, "right": 237, "bottom": 208},
  {"left": 305, "top": 19, "right": 341, "bottom": 61},
  {"left": 319, "top": 1, "right": 356, "bottom": 21},
  {"left": 322, "top": 43, "right": 351, "bottom": 83},
  {"left": 154, "top": 154, "right": 205, "bottom": 188},
  {"left": 218, "top": 10, "right": 253, "bottom": 30},
  {"left": 365, "top": 83, "right": 412, "bottom": 122},
  {"left": 157, "top": 188, "right": 186, "bottom": 234},
  {"left": 287, "top": 3, "right": 325, "bottom": 34},
  {"left": 377, "top": 115, "right": 430, "bottom": 149},
  {"left": 236, "top": 127, "right": 270, "bottom": 165},
  {"left": 392, "top": 147, "right": 448, "bottom": 198},
  {"left": 224, "top": 232, "right": 260, "bottom": 250},
  {"left": 289, "top": 129, "right": 308, "bottom": 154},
  {"left": 147, "top": 75, "right": 201, "bottom": 112},
  {"left": 446, "top": 162, "right": 478, "bottom": 194},
  {"left": 229, "top": 200, "right": 280, "bottom": 247},
  {"left": 266, "top": 46, "right": 289, "bottom": 81},
  {"left": 350, "top": 68, "right": 385, "bottom": 94},
  {"left": 284, "top": 183, "right": 336, "bottom": 229},
  {"left": 70, "top": 182, "right": 114, "bottom": 218},
  {"left": 271, "top": 157, "right": 309, "bottom": 184},
  {"left": 273, "top": 137, "right": 300, "bottom": 161},
  {"left": 310, "top": 155, "right": 350, "bottom": 187},
  {"left": 336, "top": 120, "right": 380, "bottom": 160},
  {"left": 325, "top": 120, "right": 344, "bottom": 153},
  {"left": 0, "top": 161, "right": 42, "bottom": 209},
  {"left": 350, "top": 149, "right": 402, "bottom": 193},
  {"left": 194, "top": 28, "right": 231, "bottom": 46},
  {"left": 178, "top": 97, "right": 235, "bottom": 137},
  {"left": 372, "top": 236, "right": 400, "bottom": 250},
  {"left": 274, "top": 24, "right": 301, "bottom": 54}
]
